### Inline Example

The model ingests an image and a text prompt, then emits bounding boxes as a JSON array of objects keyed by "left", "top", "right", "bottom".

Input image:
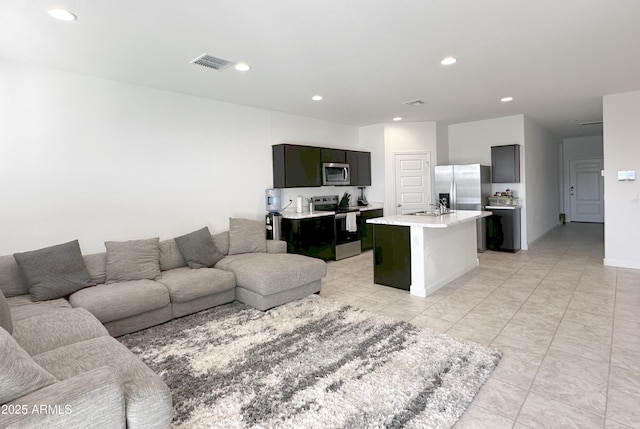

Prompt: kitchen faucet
[{"left": 437, "top": 198, "right": 448, "bottom": 215}]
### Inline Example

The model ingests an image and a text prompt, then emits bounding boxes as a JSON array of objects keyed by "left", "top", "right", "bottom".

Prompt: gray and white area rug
[{"left": 119, "top": 295, "right": 501, "bottom": 429}]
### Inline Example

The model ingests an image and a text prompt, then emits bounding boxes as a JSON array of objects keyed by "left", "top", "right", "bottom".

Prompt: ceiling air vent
[
  {"left": 403, "top": 99, "right": 425, "bottom": 106},
  {"left": 190, "top": 53, "right": 233, "bottom": 71}
]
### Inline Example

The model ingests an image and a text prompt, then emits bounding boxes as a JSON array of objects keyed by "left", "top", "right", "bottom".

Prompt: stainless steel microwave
[{"left": 322, "top": 163, "right": 350, "bottom": 186}]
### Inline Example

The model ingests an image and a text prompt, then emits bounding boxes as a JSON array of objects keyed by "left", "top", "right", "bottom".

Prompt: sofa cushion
[
  {"left": 0, "top": 327, "right": 57, "bottom": 404},
  {"left": 69, "top": 279, "right": 170, "bottom": 324},
  {"left": 215, "top": 253, "right": 326, "bottom": 295},
  {"left": 0, "top": 289, "right": 12, "bottom": 334},
  {"left": 0, "top": 254, "right": 29, "bottom": 297},
  {"left": 212, "top": 231, "right": 230, "bottom": 256},
  {"left": 228, "top": 218, "right": 267, "bottom": 255},
  {"left": 158, "top": 267, "right": 235, "bottom": 303},
  {"left": 7, "top": 295, "right": 72, "bottom": 322},
  {"left": 83, "top": 252, "right": 107, "bottom": 285},
  {"left": 105, "top": 238, "right": 161, "bottom": 284},
  {"left": 12, "top": 307, "right": 109, "bottom": 356},
  {"left": 159, "top": 239, "right": 187, "bottom": 271},
  {"left": 13, "top": 240, "right": 95, "bottom": 302},
  {"left": 174, "top": 226, "right": 224, "bottom": 269},
  {"left": 33, "top": 335, "right": 173, "bottom": 429}
]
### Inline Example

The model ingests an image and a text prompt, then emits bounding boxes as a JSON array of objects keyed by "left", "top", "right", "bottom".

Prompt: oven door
[{"left": 334, "top": 211, "right": 361, "bottom": 260}]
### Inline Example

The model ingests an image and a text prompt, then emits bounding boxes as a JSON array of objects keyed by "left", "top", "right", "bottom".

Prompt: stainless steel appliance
[
  {"left": 434, "top": 164, "right": 491, "bottom": 252},
  {"left": 322, "top": 163, "right": 350, "bottom": 186},
  {"left": 265, "top": 213, "right": 282, "bottom": 240},
  {"left": 313, "top": 195, "right": 361, "bottom": 260}
]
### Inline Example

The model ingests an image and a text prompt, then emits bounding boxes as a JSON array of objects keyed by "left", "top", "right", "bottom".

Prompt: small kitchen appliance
[{"left": 357, "top": 187, "right": 368, "bottom": 206}]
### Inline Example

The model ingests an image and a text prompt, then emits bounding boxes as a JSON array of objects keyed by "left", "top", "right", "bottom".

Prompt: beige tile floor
[{"left": 320, "top": 223, "right": 640, "bottom": 428}]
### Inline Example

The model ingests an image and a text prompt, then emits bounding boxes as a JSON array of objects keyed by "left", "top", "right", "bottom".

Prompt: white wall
[
  {"left": 0, "top": 61, "right": 361, "bottom": 254},
  {"left": 382, "top": 122, "right": 438, "bottom": 215},
  {"left": 603, "top": 90, "right": 640, "bottom": 269},
  {"left": 523, "top": 116, "right": 560, "bottom": 243},
  {"left": 560, "top": 135, "right": 603, "bottom": 220},
  {"left": 270, "top": 112, "right": 361, "bottom": 208},
  {"left": 359, "top": 123, "right": 386, "bottom": 205},
  {"left": 448, "top": 115, "right": 529, "bottom": 248},
  {"left": 436, "top": 122, "right": 449, "bottom": 164}
]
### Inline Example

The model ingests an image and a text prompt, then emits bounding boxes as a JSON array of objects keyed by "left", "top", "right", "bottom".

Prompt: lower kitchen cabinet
[
  {"left": 486, "top": 207, "right": 521, "bottom": 252},
  {"left": 373, "top": 224, "right": 411, "bottom": 290},
  {"left": 359, "top": 208, "right": 384, "bottom": 251},
  {"left": 281, "top": 216, "right": 335, "bottom": 261}
]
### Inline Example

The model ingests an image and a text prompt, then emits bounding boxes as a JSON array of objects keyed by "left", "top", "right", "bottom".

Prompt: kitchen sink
[{"left": 411, "top": 210, "right": 456, "bottom": 216}]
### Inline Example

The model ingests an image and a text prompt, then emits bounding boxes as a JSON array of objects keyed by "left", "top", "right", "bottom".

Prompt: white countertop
[
  {"left": 485, "top": 205, "right": 521, "bottom": 210},
  {"left": 280, "top": 203, "right": 384, "bottom": 220},
  {"left": 366, "top": 210, "right": 492, "bottom": 228}
]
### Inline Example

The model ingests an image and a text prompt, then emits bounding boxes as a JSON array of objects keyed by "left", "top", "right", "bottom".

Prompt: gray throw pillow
[
  {"left": 228, "top": 218, "right": 267, "bottom": 255},
  {"left": 13, "top": 240, "right": 95, "bottom": 302},
  {"left": 0, "top": 326, "right": 58, "bottom": 404},
  {"left": 174, "top": 227, "right": 224, "bottom": 269},
  {"left": 105, "top": 238, "right": 161, "bottom": 284},
  {"left": 0, "top": 289, "right": 12, "bottom": 334}
]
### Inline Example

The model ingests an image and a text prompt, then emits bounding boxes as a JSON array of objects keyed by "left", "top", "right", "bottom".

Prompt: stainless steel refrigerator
[{"left": 434, "top": 164, "right": 491, "bottom": 252}]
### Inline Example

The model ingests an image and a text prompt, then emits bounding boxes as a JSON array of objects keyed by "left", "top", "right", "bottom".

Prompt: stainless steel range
[{"left": 313, "top": 195, "right": 361, "bottom": 260}]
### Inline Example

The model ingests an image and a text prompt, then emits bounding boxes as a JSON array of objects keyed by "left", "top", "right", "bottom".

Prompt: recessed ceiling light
[
  {"left": 234, "top": 62, "right": 251, "bottom": 72},
  {"left": 48, "top": 8, "right": 77, "bottom": 21},
  {"left": 393, "top": 117, "right": 402, "bottom": 121},
  {"left": 501, "top": 96, "right": 514, "bottom": 102},
  {"left": 312, "top": 95, "right": 323, "bottom": 101},
  {"left": 441, "top": 56, "right": 457, "bottom": 65}
]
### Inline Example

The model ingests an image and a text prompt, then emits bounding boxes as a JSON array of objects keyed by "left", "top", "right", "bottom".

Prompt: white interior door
[
  {"left": 569, "top": 158, "right": 604, "bottom": 223},
  {"left": 394, "top": 153, "right": 431, "bottom": 215}
]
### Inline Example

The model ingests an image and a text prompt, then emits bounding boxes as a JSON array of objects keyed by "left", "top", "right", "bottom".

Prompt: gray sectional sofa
[{"left": 0, "top": 218, "right": 326, "bottom": 428}]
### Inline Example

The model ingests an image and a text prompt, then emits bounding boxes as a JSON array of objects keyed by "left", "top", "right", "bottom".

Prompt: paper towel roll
[{"left": 296, "top": 196, "right": 303, "bottom": 213}]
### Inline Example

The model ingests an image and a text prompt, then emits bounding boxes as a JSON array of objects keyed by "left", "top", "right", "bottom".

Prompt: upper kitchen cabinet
[
  {"left": 320, "top": 148, "right": 346, "bottom": 163},
  {"left": 346, "top": 150, "right": 372, "bottom": 186},
  {"left": 491, "top": 144, "right": 520, "bottom": 183},
  {"left": 273, "top": 144, "right": 321, "bottom": 188}
]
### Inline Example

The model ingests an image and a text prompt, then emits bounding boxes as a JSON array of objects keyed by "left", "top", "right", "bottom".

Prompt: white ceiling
[{"left": 2, "top": 0, "right": 639, "bottom": 139}]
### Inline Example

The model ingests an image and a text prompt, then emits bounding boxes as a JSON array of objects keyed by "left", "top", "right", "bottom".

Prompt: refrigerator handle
[{"left": 451, "top": 181, "right": 456, "bottom": 210}]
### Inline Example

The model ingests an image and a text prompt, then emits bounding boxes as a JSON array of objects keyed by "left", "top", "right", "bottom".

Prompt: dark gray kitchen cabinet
[
  {"left": 320, "top": 148, "right": 346, "bottom": 163},
  {"left": 272, "top": 144, "right": 321, "bottom": 188},
  {"left": 373, "top": 224, "right": 411, "bottom": 290},
  {"left": 281, "top": 215, "right": 336, "bottom": 261},
  {"left": 346, "top": 150, "right": 372, "bottom": 186},
  {"left": 486, "top": 207, "right": 521, "bottom": 252},
  {"left": 359, "top": 208, "right": 383, "bottom": 251},
  {"left": 491, "top": 144, "right": 520, "bottom": 183}
]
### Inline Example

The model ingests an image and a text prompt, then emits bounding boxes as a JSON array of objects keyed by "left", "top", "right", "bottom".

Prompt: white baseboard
[{"left": 603, "top": 258, "right": 640, "bottom": 270}]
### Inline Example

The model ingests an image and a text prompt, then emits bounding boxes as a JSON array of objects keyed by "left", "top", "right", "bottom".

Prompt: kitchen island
[{"left": 367, "top": 210, "right": 492, "bottom": 297}]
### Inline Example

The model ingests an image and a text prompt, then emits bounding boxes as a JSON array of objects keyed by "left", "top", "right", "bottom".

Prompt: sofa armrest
[
  {"left": 0, "top": 367, "right": 126, "bottom": 429},
  {"left": 266, "top": 240, "right": 287, "bottom": 254}
]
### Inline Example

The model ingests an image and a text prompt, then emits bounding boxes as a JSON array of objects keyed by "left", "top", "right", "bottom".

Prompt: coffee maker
[{"left": 357, "top": 187, "right": 368, "bottom": 206}]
